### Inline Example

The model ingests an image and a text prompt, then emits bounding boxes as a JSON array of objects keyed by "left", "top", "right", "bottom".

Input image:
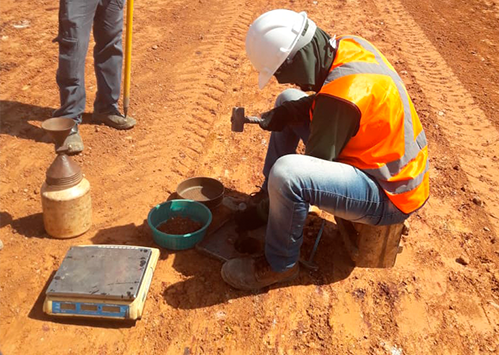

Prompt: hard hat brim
[{"left": 258, "top": 67, "right": 277, "bottom": 89}]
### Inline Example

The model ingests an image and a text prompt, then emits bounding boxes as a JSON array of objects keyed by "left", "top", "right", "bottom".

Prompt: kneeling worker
[{"left": 222, "top": 9, "right": 429, "bottom": 291}]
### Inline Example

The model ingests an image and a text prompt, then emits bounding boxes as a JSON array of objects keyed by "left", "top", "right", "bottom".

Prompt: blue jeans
[
  {"left": 262, "top": 89, "right": 410, "bottom": 272},
  {"left": 53, "top": 0, "right": 124, "bottom": 123}
]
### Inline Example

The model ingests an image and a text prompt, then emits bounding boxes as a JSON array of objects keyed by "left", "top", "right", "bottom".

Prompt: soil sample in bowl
[{"left": 157, "top": 216, "right": 203, "bottom": 235}]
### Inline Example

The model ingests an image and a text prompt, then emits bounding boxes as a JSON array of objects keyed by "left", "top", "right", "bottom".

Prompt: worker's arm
[
  {"left": 259, "top": 94, "right": 315, "bottom": 131},
  {"left": 305, "top": 96, "right": 360, "bottom": 161}
]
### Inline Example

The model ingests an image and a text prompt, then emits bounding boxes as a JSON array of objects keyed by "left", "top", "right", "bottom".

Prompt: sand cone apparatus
[{"left": 41, "top": 118, "right": 92, "bottom": 238}]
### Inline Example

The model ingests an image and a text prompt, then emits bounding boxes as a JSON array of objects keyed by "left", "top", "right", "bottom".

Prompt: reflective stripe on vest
[{"left": 312, "top": 35, "right": 429, "bottom": 213}]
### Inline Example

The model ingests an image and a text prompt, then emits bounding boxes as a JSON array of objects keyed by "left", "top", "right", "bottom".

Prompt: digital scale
[{"left": 43, "top": 245, "right": 159, "bottom": 320}]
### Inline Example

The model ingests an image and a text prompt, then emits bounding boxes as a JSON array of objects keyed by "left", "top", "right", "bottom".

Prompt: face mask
[
  {"left": 273, "top": 28, "right": 335, "bottom": 92},
  {"left": 273, "top": 50, "right": 313, "bottom": 88}
]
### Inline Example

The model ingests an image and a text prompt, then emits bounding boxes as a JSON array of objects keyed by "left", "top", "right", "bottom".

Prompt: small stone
[
  {"left": 472, "top": 197, "right": 482, "bottom": 206},
  {"left": 152, "top": 44, "right": 158, "bottom": 50},
  {"left": 34, "top": 189, "right": 38, "bottom": 194},
  {"left": 215, "top": 311, "right": 226, "bottom": 320},
  {"left": 456, "top": 256, "right": 469, "bottom": 266},
  {"left": 0, "top": 239, "right": 3, "bottom": 251},
  {"left": 483, "top": 227, "right": 490, "bottom": 232},
  {"left": 13, "top": 20, "right": 30, "bottom": 29},
  {"left": 438, "top": 111, "right": 445, "bottom": 116},
  {"left": 95, "top": 126, "right": 100, "bottom": 132}
]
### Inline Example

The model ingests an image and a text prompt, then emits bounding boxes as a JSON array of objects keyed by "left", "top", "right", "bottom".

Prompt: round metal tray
[{"left": 176, "top": 177, "right": 224, "bottom": 209}]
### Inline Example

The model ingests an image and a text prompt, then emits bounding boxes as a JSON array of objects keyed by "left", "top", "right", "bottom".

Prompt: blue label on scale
[{"left": 52, "top": 301, "right": 129, "bottom": 318}]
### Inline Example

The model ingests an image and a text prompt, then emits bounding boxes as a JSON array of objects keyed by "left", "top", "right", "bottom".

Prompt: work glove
[
  {"left": 259, "top": 105, "right": 291, "bottom": 132},
  {"left": 235, "top": 198, "right": 269, "bottom": 231}
]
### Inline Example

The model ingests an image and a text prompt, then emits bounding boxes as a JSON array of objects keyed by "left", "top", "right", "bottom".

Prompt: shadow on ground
[
  {"left": 90, "top": 219, "right": 155, "bottom": 247},
  {"left": 0, "top": 100, "right": 93, "bottom": 143},
  {"left": 0, "top": 211, "right": 47, "bottom": 239},
  {"left": 163, "top": 217, "right": 356, "bottom": 310}
]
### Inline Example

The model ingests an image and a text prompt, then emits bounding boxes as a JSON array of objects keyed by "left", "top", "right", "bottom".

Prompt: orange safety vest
[{"left": 310, "top": 35, "right": 429, "bottom": 214}]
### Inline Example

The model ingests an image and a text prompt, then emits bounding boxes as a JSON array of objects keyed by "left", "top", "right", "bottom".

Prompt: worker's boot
[
  {"left": 93, "top": 110, "right": 136, "bottom": 130},
  {"left": 221, "top": 255, "right": 299, "bottom": 291},
  {"left": 55, "top": 125, "right": 84, "bottom": 155}
]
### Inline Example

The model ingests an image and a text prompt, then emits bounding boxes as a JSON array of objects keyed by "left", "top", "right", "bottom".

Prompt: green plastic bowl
[{"left": 148, "top": 199, "right": 212, "bottom": 250}]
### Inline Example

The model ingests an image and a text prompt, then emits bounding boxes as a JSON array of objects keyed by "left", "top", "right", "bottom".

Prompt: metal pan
[{"left": 176, "top": 177, "right": 224, "bottom": 209}]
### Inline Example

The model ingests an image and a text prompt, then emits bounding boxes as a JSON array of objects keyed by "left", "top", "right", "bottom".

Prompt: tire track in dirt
[
  {"left": 2, "top": 1, "right": 498, "bottom": 354},
  {"left": 119, "top": 1, "right": 253, "bottom": 183},
  {"left": 75, "top": 0, "right": 256, "bottom": 230},
  {"left": 376, "top": 0, "right": 499, "bottom": 232},
  {"left": 369, "top": 0, "right": 499, "bottom": 351}
]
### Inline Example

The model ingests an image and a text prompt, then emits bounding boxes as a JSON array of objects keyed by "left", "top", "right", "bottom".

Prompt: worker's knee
[
  {"left": 268, "top": 155, "right": 302, "bottom": 196},
  {"left": 275, "top": 88, "right": 308, "bottom": 107},
  {"left": 57, "top": 37, "right": 84, "bottom": 84}
]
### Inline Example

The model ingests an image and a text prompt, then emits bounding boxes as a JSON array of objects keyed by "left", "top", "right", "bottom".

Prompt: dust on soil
[{"left": 1, "top": 0, "right": 499, "bottom": 354}]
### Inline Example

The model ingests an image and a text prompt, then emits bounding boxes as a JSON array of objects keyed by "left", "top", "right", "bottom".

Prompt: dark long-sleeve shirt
[{"left": 282, "top": 94, "right": 360, "bottom": 161}]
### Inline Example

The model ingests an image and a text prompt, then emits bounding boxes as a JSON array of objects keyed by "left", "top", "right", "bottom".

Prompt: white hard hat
[{"left": 245, "top": 9, "right": 317, "bottom": 89}]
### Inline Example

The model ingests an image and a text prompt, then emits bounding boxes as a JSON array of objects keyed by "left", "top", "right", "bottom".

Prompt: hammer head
[{"left": 231, "top": 106, "right": 245, "bottom": 132}]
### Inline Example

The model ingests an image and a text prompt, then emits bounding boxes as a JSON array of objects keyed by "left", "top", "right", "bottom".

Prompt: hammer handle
[{"left": 245, "top": 116, "right": 263, "bottom": 124}]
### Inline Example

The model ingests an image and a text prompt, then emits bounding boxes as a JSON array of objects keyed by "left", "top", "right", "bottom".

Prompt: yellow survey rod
[{"left": 123, "top": 0, "right": 134, "bottom": 117}]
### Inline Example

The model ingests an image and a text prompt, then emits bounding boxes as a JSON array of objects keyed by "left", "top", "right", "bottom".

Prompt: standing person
[
  {"left": 222, "top": 9, "right": 430, "bottom": 291},
  {"left": 53, "top": 0, "right": 136, "bottom": 154}
]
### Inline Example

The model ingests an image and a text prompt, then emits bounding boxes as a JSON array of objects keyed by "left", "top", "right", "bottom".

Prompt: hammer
[{"left": 231, "top": 107, "right": 263, "bottom": 132}]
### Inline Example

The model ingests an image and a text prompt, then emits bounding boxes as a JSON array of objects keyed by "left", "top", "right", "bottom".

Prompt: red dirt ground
[{"left": 1, "top": 0, "right": 498, "bottom": 354}]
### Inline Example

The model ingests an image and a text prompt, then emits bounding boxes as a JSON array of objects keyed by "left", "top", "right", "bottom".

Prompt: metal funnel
[
  {"left": 42, "top": 117, "right": 75, "bottom": 149},
  {"left": 42, "top": 117, "right": 82, "bottom": 188}
]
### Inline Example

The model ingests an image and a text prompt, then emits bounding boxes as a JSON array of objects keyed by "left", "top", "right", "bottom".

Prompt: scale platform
[{"left": 43, "top": 245, "right": 159, "bottom": 320}]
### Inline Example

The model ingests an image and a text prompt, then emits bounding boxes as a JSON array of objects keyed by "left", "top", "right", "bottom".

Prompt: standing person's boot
[
  {"left": 55, "top": 124, "right": 84, "bottom": 155},
  {"left": 93, "top": 110, "right": 136, "bottom": 130},
  {"left": 221, "top": 255, "right": 299, "bottom": 291}
]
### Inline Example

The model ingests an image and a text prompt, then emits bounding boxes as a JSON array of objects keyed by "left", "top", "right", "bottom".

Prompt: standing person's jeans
[
  {"left": 262, "top": 89, "right": 410, "bottom": 272},
  {"left": 53, "top": 0, "right": 124, "bottom": 124}
]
